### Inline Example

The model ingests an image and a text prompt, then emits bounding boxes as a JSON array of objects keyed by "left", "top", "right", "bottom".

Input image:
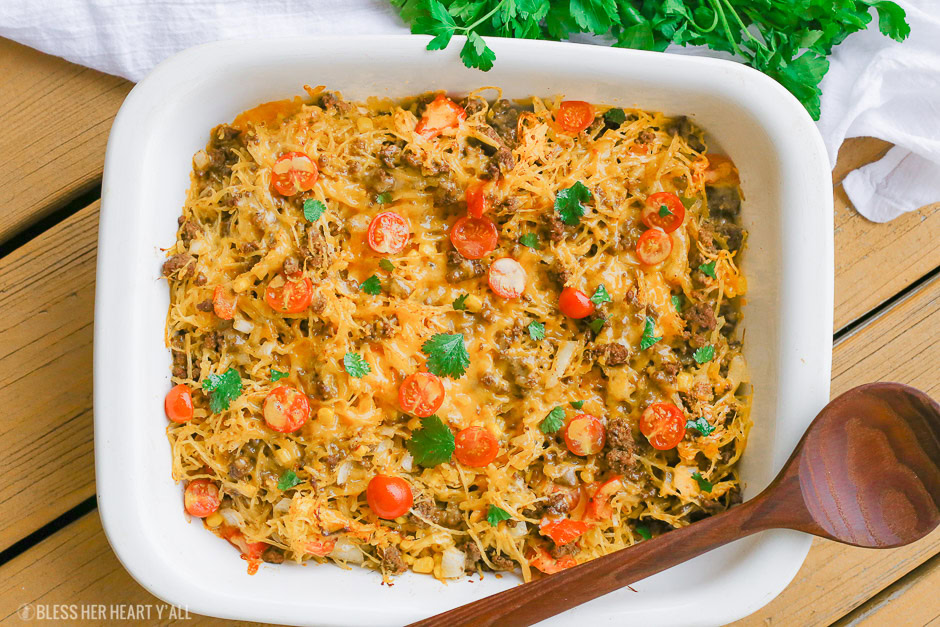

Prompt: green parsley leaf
[
  {"left": 570, "top": 400, "right": 585, "bottom": 410},
  {"left": 604, "top": 108, "right": 626, "bottom": 125},
  {"left": 698, "top": 260, "right": 717, "bottom": 279},
  {"left": 486, "top": 505, "right": 512, "bottom": 527},
  {"left": 671, "top": 294, "right": 683, "bottom": 313},
  {"left": 590, "top": 284, "right": 611, "bottom": 305},
  {"left": 639, "top": 316, "right": 662, "bottom": 350},
  {"left": 360, "top": 274, "right": 382, "bottom": 295},
  {"left": 452, "top": 294, "right": 469, "bottom": 311},
  {"left": 635, "top": 524, "right": 652, "bottom": 540},
  {"left": 379, "top": 259, "right": 395, "bottom": 272},
  {"left": 658, "top": 204, "right": 673, "bottom": 217},
  {"left": 460, "top": 31, "right": 496, "bottom": 71},
  {"left": 589, "top": 317, "right": 607, "bottom": 334},
  {"left": 519, "top": 233, "right": 541, "bottom": 250},
  {"left": 693, "top": 345, "right": 715, "bottom": 364},
  {"left": 343, "top": 352, "right": 371, "bottom": 378},
  {"left": 201, "top": 368, "right": 242, "bottom": 413},
  {"left": 303, "top": 199, "right": 326, "bottom": 222},
  {"left": 866, "top": 1, "right": 911, "bottom": 41},
  {"left": 554, "top": 181, "right": 591, "bottom": 226},
  {"left": 376, "top": 192, "right": 392, "bottom": 204},
  {"left": 692, "top": 471, "right": 713, "bottom": 493},
  {"left": 539, "top": 407, "right": 566, "bottom": 434},
  {"left": 277, "top": 469, "right": 302, "bottom": 491},
  {"left": 270, "top": 369, "right": 289, "bottom": 382},
  {"left": 421, "top": 333, "right": 470, "bottom": 379},
  {"left": 407, "top": 415, "right": 455, "bottom": 467},
  {"left": 686, "top": 417, "right": 716, "bottom": 437},
  {"left": 527, "top": 320, "right": 545, "bottom": 341}
]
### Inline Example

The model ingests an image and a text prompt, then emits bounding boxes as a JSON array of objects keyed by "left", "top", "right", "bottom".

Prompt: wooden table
[{"left": 0, "top": 37, "right": 937, "bottom": 627}]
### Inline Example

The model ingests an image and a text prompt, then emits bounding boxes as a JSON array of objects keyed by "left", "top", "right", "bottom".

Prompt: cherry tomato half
[
  {"left": 305, "top": 535, "right": 337, "bottom": 557},
  {"left": 529, "top": 547, "right": 577, "bottom": 574},
  {"left": 455, "top": 426, "right": 500, "bottom": 468},
  {"left": 488, "top": 258, "right": 526, "bottom": 299},
  {"left": 212, "top": 285, "right": 236, "bottom": 320},
  {"left": 635, "top": 229, "right": 673, "bottom": 265},
  {"left": 556, "top": 101, "right": 595, "bottom": 134},
  {"left": 643, "top": 192, "right": 686, "bottom": 233},
  {"left": 265, "top": 276, "right": 313, "bottom": 313},
  {"left": 450, "top": 215, "right": 498, "bottom": 260},
  {"left": 271, "top": 152, "right": 318, "bottom": 196},
  {"left": 465, "top": 184, "right": 489, "bottom": 219},
  {"left": 558, "top": 287, "right": 595, "bottom": 319},
  {"left": 366, "top": 475, "right": 414, "bottom": 519},
  {"left": 539, "top": 518, "right": 590, "bottom": 546},
  {"left": 367, "top": 212, "right": 410, "bottom": 254},
  {"left": 639, "top": 402, "right": 686, "bottom": 450},
  {"left": 564, "top": 414, "right": 606, "bottom": 457},
  {"left": 165, "top": 384, "right": 194, "bottom": 423},
  {"left": 263, "top": 385, "right": 310, "bottom": 433},
  {"left": 585, "top": 476, "right": 624, "bottom": 521},
  {"left": 399, "top": 372, "right": 446, "bottom": 418},
  {"left": 415, "top": 94, "right": 467, "bottom": 139},
  {"left": 184, "top": 479, "right": 221, "bottom": 517}
]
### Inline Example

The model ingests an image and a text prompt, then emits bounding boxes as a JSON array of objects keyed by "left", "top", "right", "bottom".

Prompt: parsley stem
[
  {"left": 686, "top": 4, "right": 720, "bottom": 35},
  {"left": 721, "top": 0, "right": 770, "bottom": 53},
  {"left": 458, "top": 1, "right": 506, "bottom": 34}
]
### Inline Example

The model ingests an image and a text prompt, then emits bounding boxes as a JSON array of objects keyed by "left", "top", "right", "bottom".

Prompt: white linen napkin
[{"left": 1, "top": 0, "right": 937, "bottom": 221}]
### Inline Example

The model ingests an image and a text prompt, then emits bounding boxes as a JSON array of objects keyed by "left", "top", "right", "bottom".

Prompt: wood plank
[
  {"left": 834, "top": 554, "right": 940, "bottom": 627},
  {"left": 0, "top": 39, "right": 129, "bottom": 244},
  {"left": 0, "top": 202, "right": 98, "bottom": 552}
]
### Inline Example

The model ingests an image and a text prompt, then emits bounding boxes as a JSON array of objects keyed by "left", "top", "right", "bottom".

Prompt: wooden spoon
[{"left": 412, "top": 383, "right": 940, "bottom": 627}]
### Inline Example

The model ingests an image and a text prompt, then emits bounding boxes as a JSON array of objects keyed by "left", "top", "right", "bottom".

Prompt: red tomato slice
[
  {"left": 636, "top": 228, "right": 673, "bottom": 265},
  {"left": 585, "top": 476, "right": 624, "bottom": 521},
  {"left": 305, "top": 535, "right": 338, "bottom": 557},
  {"left": 399, "top": 372, "right": 446, "bottom": 418},
  {"left": 184, "top": 479, "right": 220, "bottom": 517},
  {"left": 366, "top": 475, "right": 414, "bottom": 519},
  {"left": 265, "top": 275, "right": 313, "bottom": 314},
  {"left": 488, "top": 258, "right": 526, "bottom": 299},
  {"left": 415, "top": 94, "right": 467, "bottom": 139},
  {"left": 558, "top": 287, "right": 595, "bottom": 319},
  {"left": 529, "top": 547, "right": 577, "bottom": 574},
  {"left": 556, "top": 101, "right": 596, "bottom": 134},
  {"left": 450, "top": 215, "right": 498, "bottom": 260},
  {"left": 212, "top": 285, "right": 237, "bottom": 320},
  {"left": 454, "top": 426, "right": 500, "bottom": 468},
  {"left": 263, "top": 385, "right": 310, "bottom": 433},
  {"left": 465, "top": 184, "right": 489, "bottom": 219},
  {"left": 643, "top": 192, "right": 686, "bottom": 233},
  {"left": 539, "top": 518, "right": 590, "bottom": 546},
  {"left": 640, "top": 402, "right": 687, "bottom": 450},
  {"left": 165, "top": 384, "right": 194, "bottom": 423},
  {"left": 564, "top": 414, "right": 606, "bottom": 457},
  {"left": 220, "top": 526, "right": 266, "bottom": 560},
  {"left": 271, "top": 152, "right": 318, "bottom": 196},
  {"left": 367, "top": 212, "right": 410, "bottom": 254}
]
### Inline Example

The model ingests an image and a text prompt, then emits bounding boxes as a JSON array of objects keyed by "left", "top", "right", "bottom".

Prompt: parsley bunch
[{"left": 391, "top": 0, "right": 910, "bottom": 120}]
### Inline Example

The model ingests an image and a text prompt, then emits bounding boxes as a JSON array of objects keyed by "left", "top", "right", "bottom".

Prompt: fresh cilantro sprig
[
  {"left": 686, "top": 417, "right": 716, "bottom": 436},
  {"left": 344, "top": 352, "right": 371, "bottom": 378},
  {"left": 590, "top": 284, "right": 611, "bottom": 306},
  {"left": 671, "top": 294, "right": 683, "bottom": 313},
  {"left": 379, "top": 259, "right": 396, "bottom": 272},
  {"left": 554, "top": 181, "right": 591, "bottom": 226},
  {"left": 376, "top": 192, "right": 392, "bottom": 204},
  {"left": 570, "top": 400, "right": 585, "bottom": 410},
  {"left": 692, "top": 471, "right": 714, "bottom": 493},
  {"left": 303, "top": 199, "right": 325, "bottom": 222},
  {"left": 270, "top": 369, "right": 289, "bottom": 382},
  {"left": 360, "top": 275, "right": 382, "bottom": 295},
  {"left": 527, "top": 320, "right": 545, "bottom": 341},
  {"left": 693, "top": 345, "right": 715, "bottom": 364},
  {"left": 635, "top": 524, "right": 652, "bottom": 540},
  {"left": 453, "top": 294, "right": 469, "bottom": 310},
  {"left": 486, "top": 505, "right": 512, "bottom": 526},
  {"left": 698, "top": 260, "right": 717, "bottom": 279},
  {"left": 589, "top": 317, "right": 607, "bottom": 334},
  {"left": 539, "top": 407, "right": 566, "bottom": 434},
  {"left": 422, "top": 333, "right": 470, "bottom": 379},
  {"left": 407, "top": 415, "right": 456, "bottom": 467},
  {"left": 519, "top": 233, "right": 541, "bottom": 250},
  {"left": 277, "top": 469, "right": 302, "bottom": 491},
  {"left": 604, "top": 108, "right": 626, "bottom": 125},
  {"left": 201, "top": 368, "right": 242, "bottom": 413},
  {"left": 639, "top": 316, "right": 662, "bottom": 350}
]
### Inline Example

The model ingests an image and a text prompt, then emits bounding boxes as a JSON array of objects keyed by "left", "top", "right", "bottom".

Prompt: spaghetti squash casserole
[{"left": 160, "top": 87, "right": 751, "bottom": 580}]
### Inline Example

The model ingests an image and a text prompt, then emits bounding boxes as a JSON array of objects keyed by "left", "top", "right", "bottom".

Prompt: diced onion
[
  {"left": 441, "top": 547, "right": 466, "bottom": 579},
  {"left": 328, "top": 537, "right": 364, "bottom": 563},
  {"left": 400, "top": 453, "right": 413, "bottom": 472},
  {"left": 193, "top": 150, "right": 210, "bottom": 171},
  {"left": 508, "top": 521, "right": 527, "bottom": 538},
  {"left": 273, "top": 498, "right": 291, "bottom": 513},
  {"left": 219, "top": 508, "right": 244, "bottom": 528},
  {"left": 189, "top": 239, "right": 206, "bottom": 255},
  {"left": 551, "top": 341, "right": 577, "bottom": 381},
  {"left": 233, "top": 318, "right": 254, "bottom": 334},
  {"left": 335, "top": 461, "right": 352, "bottom": 486}
]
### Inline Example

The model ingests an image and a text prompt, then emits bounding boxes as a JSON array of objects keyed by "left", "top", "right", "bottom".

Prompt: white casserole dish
[{"left": 95, "top": 35, "right": 833, "bottom": 626}]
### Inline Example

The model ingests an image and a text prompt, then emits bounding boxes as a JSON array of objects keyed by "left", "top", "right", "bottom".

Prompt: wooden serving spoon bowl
[{"left": 413, "top": 383, "right": 940, "bottom": 627}]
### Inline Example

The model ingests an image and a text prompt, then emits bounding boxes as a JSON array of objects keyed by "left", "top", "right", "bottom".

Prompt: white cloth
[{"left": 2, "top": 0, "right": 937, "bottom": 221}]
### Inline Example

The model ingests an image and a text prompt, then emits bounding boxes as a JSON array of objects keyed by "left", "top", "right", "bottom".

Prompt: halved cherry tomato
[
  {"left": 305, "top": 535, "right": 338, "bottom": 557},
  {"left": 165, "top": 384, "right": 194, "bottom": 423},
  {"left": 271, "top": 151, "right": 318, "bottom": 196},
  {"left": 564, "top": 414, "right": 606, "bottom": 457},
  {"left": 450, "top": 215, "right": 498, "bottom": 260},
  {"left": 558, "top": 287, "right": 595, "bottom": 319},
  {"left": 539, "top": 518, "right": 590, "bottom": 546},
  {"left": 265, "top": 275, "right": 313, "bottom": 313},
  {"left": 556, "top": 101, "right": 595, "bottom": 134},
  {"left": 212, "top": 285, "right": 236, "bottom": 320},
  {"left": 263, "top": 385, "right": 310, "bottom": 433},
  {"left": 585, "top": 476, "right": 624, "bottom": 520},
  {"left": 184, "top": 479, "right": 220, "bottom": 517},
  {"left": 643, "top": 192, "right": 686, "bottom": 233},
  {"left": 529, "top": 547, "right": 577, "bottom": 574},
  {"left": 454, "top": 426, "right": 500, "bottom": 468},
  {"left": 415, "top": 94, "right": 467, "bottom": 139},
  {"left": 466, "top": 184, "right": 489, "bottom": 219},
  {"left": 399, "top": 372, "right": 445, "bottom": 418},
  {"left": 488, "top": 258, "right": 526, "bottom": 299},
  {"left": 220, "top": 526, "right": 266, "bottom": 560},
  {"left": 640, "top": 402, "right": 686, "bottom": 450},
  {"left": 366, "top": 475, "right": 414, "bottom": 519},
  {"left": 367, "top": 212, "right": 410, "bottom": 254},
  {"left": 635, "top": 228, "right": 673, "bottom": 265}
]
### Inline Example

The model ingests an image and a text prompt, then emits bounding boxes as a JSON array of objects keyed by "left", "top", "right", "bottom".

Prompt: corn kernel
[
  {"left": 412, "top": 556, "right": 434, "bottom": 573},
  {"left": 580, "top": 469, "right": 595, "bottom": 483},
  {"left": 399, "top": 539, "right": 414, "bottom": 551},
  {"left": 407, "top": 416, "right": 422, "bottom": 432},
  {"left": 205, "top": 512, "right": 224, "bottom": 528},
  {"left": 356, "top": 117, "right": 374, "bottom": 132},
  {"left": 317, "top": 407, "right": 337, "bottom": 427},
  {"left": 677, "top": 372, "right": 693, "bottom": 393},
  {"left": 463, "top": 294, "right": 482, "bottom": 312}
]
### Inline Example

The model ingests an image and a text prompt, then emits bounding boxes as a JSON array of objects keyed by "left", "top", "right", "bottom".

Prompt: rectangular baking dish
[{"left": 95, "top": 35, "right": 833, "bottom": 626}]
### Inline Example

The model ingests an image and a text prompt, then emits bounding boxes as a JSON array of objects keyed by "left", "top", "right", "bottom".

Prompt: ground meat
[
  {"left": 710, "top": 220, "right": 746, "bottom": 252},
  {"left": 203, "top": 331, "right": 223, "bottom": 352},
  {"left": 693, "top": 381, "right": 714, "bottom": 402},
  {"left": 506, "top": 358, "right": 538, "bottom": 390},
  {"left": 411, "top": 500, "right": 440, "bottom": 525},
  {"left": 282, "top": 255, "right": 300, "bottom": 276},
  {"left": 313, "top": 373, "right": 338, "bottom": 400},
  {"left": 548, "top": 262, "right": 571, "bottom": 288},
  {"left": 228, "top": 455, "right": 253, "bottom": 479},
  {"left": 178, "top": 218, "right": 201, "bottom": 244},
  {"left": 489, "top": 147, "right": 514, "bottom": 179},
  {"left": 545, "top": 492, "right": 570, "bottom": 517},
  {"left": 541, "top": 211, "right": 566, "bottom": 243},
  {"left": 240, "top": 241, "right": 259, "bottom": 254},
  {"left": 606, "top": 448, "right": 638, "bottom": 476},
  {"left": 161, "top": 253, "right": 196, "bottom": 278},
  {"left": 310, "top": 294, "right": 327, "bottom": 315},
  {"left": 202, "top": 124, "right": 244, "bottom": 183},
  {"left": 445, "top": 250, "right": 485, "bottom": 283},
  {"left": 689, "top": 332, "right": 708, "bottom": 349},
  {"left": 462, "top": 540, "right": 483, "bottom": 573},
  {"left": 684, "top": 303, "right": 717, "bottom": 330},
  {"left": 379, "top": 546, "right": 408, "bottom": 575},
  {"left": 261, "top": 546, "right": 285, "bottom": 564},
  {"left": 461, "top": 97, "right": 487, "bottom": 115},
  {"left": 606, "top": 418, "right": 634, "bottom": 450},
  {"left": 194, "top": 273, "right": 207, "bottom": 286},
  {"left": 488, "top": 99, "right": 521, "bottom": 146},
  {"left": 593, "top": 343, "right": 630, "bottom": 366},
  {"left": 196, "top": 299, "right": 214, "bottom": 312},
  {"left": 706, "top": 185, "right": 741, "bottom": 218},
  {"left": 320, "top": 91, "right": 353, "bottom": 114},
  {"left": 666, "top": 116, "right": 706, "bottom": 152},
  {"left": 486, "top": 551, "right": 516, "bottom": 572},
  {"left": 496, "top": 320, "right": 527, "bottom": 349},
  {"left": 302, "top": 228, "right": 331, "bottom": 269},
  {"left": 480, "top": 371, "right": 510, "bottom": 394},
  {"left": 550, "top": 541, "right": 580, "bottom": 559},
  {"left": 470, "top": 124, "right": 504, "bottom": 154},
  {"left": 438, "top": 502, "right": 463, "bottom": 527},
  {"left": 363, "top": 168, "right": 395, "bottom": 194},
  {"left": 402, "top": 149, "right": 423, "bottom": 169},
  {"left": 431, "top": 176, "right": 461, "bottom": 208},
  {"left": 363, "top": 315, "right": 399, "bottom": 340},
  {"left": 636, "top": 129, "right": 655, "bottom": 144},
  {"left": 378, "top": 143, "right": 402, "bottom": 168}
]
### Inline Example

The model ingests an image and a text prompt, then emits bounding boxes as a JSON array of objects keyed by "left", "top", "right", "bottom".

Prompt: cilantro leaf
[
  {"left": 693, "top": 345, "right": 715, "bottom": 364},
  {"left": 201, "top": 368, "right": 242, "bottom": 413},
  {"left": 527, "top": 320, "right": 545, "bottom": 341},
  {"left": 639, "top": 316, "right": 662, "bottom": 350},
  {"left": 692, "top": 471, "right": 713, "bottom": 493},
  {"left": 570, "top": 400, "right": 585, "bottom": 409},
  {"left": 277, "top": 469, "right": 301, "bottom": 491},
  {"left": 486, "top": 505, "right": 512, "bottom": 527},
  {"left": 604, "top": 108, "right": 626, "bottom": 125},
  {"left": 698, "top": 260, "right": 717, "bottom": 279},
  {"left": 360, "top": 274, "right": 382, "bottom": 295},
  {"left": 635, "top": 524, "right": 652, "bottom": 540},
  {"left": 539, "top": 407, "right": 566, "bottom": 434},
  {"left": 554, "top": 181, "right": 591, "bottom": 226},
  {"left": 376, "top": 192, "right": 392, "bottom": 204},
  {"left": 686, "top": 417, "right": 716, "bottom": 437},
  {"left": 343, "top": 352, "right": 371, "bottom": 378},
  {"left": 270, "top": 369, "right": 289, "bottom": 382},
  {"left": 303, "top": 199, "right": 326, "bottom": 222},
  {"left": 589, "top": 317, "right": 607, "bottom": 334},
  {"left": 865, "top": 1, "right": 911, "bottom": 41},
  {"left": 421, "top": 333, "right": 470, "bottom": 379},
  {"left": 658, "top": 204, "right": 673, "bottom": 217},
  {"left": 590, "top": 284, "right": 611, "bottom": 305},
  {"left": 460, "top": 31, "right": 496, "bottom": 71},
  {"left": 453, "top": 294, "right": 469, "bottom": 310},
  {"left": 519, "top": 232, "right": 541, "bottom": 250},
  {"left": 671, "top": 294, "right": 683, "bottom": 312},
  {"left": 407, "top": 415, "right": 455, "bottom": 467},
  {"left": 379, "top": 259, "right": 395, "bottom": 272}
]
